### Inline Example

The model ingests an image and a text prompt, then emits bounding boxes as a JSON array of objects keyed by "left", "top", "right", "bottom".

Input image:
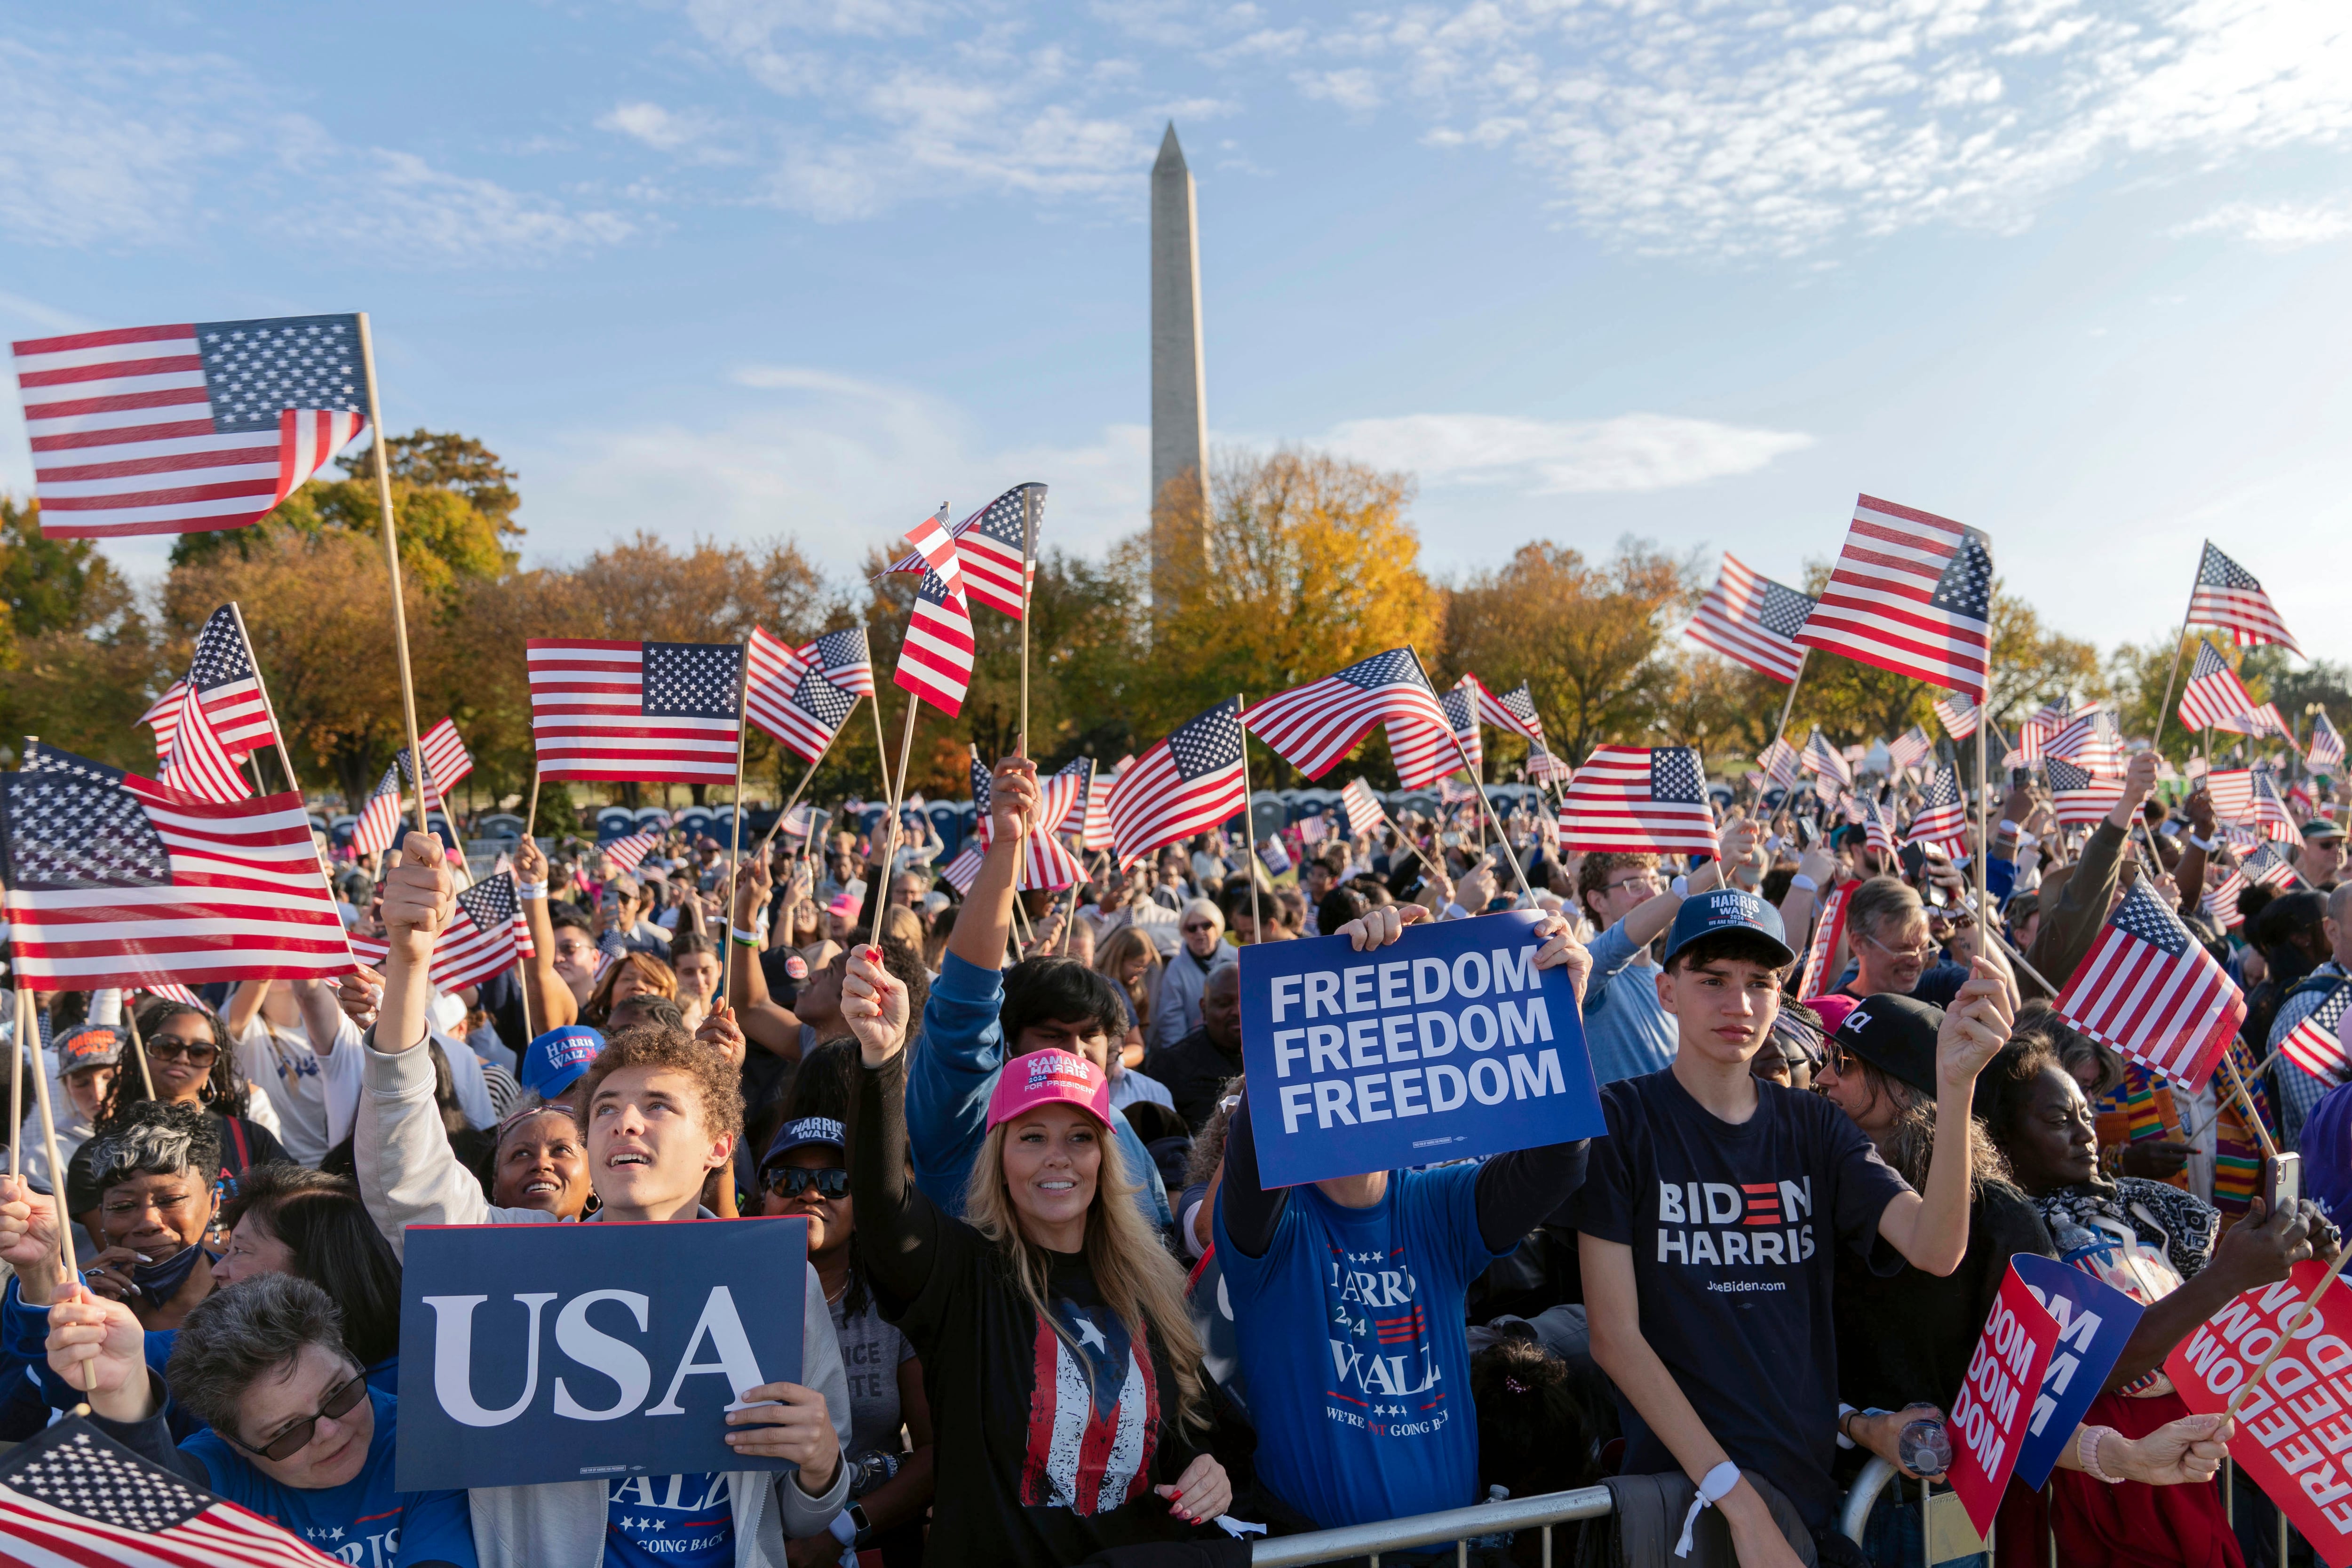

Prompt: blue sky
[{"left": 5, "top": 0, "right": 2352, "bottom": 668}]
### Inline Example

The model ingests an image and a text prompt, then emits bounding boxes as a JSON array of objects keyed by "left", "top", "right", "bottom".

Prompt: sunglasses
[
  {"left": 763, "top": 1167, "right": 850, "bottom": 1200},
  {"left": 146, "top": 1040, "right": 219, "bottom": 1066},
  {"left": 235, "top": 1371, "right": 367, "bottom": 1461}
]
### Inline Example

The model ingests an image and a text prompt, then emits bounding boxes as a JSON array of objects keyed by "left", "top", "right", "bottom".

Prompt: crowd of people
[{"left": 0, "top": 738, "right": 2345, "bottom": 1568}]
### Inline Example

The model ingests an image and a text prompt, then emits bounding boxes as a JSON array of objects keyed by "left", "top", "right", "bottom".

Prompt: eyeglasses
[
  {"left": 1605, "top": 874, "right": 1664, "bottom": 894},
  {"left": 1859, "top": 932, "right": 1937, "bottom": 963},
  {"left": 146, "top": 1040, "right": 219, "bottom": 1066},
  {"left": 763, "top": 1167, "right": 850, "bottom": 1200},
  {"left": 234, "top": 1370, "right": 367, "bottom": 1462},
  {"left": 1181, "top": 922, "right": 1216, "bottom": 934}
]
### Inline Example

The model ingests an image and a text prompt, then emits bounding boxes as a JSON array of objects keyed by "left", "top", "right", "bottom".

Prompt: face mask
[{"left": 121, "top": 1236, "right": 207, "bottom": 1302}]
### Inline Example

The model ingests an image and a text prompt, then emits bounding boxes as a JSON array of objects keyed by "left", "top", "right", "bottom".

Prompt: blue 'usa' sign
[
  {"left": 1239, "top": 910, "right": 1604, "bottom": 1187},
  {"left": 397, "top": 1216, "right": 806, "bottom": 1491}
]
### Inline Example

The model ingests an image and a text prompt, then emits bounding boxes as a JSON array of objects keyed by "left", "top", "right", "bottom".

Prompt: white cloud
[
  {"left": 2175, "top": 198, "right": 2352, "bottom": 249},
  {"left": 1274, "top": 0, "right": 2352, "bottom": 257},
  {"left": 0, "top": 36, "right": 632, "bottom": 264},
  {"left": 599, "top": 102, "right": 714, "bottom": 151},
  {"left": 1316, "top": 412, "right": 1814, "bottom": 494}
]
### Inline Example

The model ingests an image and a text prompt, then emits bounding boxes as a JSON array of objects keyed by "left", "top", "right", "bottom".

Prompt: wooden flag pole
[
  {"left": 23, "top": 987, "right": 95, "bottom": 1396},
  {"left": 121, "top": 993, "right": 158, "bottom": 1102},
  {"left": 2151, "top": 555, "right": 2207, "bottom": 754},
  {"left": 2218, "top": 1050, "right": 2282, "bottom": 1163},
  {"left": 867, "top": 701, "right": 922, "bottom": 950},
  {"left": 1972, "top": 691, "right": 1989, "bottom": 924},
  {"left": 1018, "top": 487, "right": 1038, "bottom": 759},
  {"left": 354, "top": 313, "right": 431, "bottom": 836},
  {"left": 757, "top": 725, "right": 848, "bottom": 858},
  {"left": 866, "top": 693, "right": 895, "bottom": 813},
  {"left": 1236, "top": 695, "right": 1264, "bottom": 944},
  {"left": 1445, "top": 727, "right": 1538, "bottom": 908},
  {"left": 7, "top": 985, "right": 22, "bottom": 1180},
  {"left": 1774, "top": 651, "right": 1811, "bottom": 741},
  {"left": 226, "top": 603, "right": 339, "bottom": 880},
  {"left": 723, "top": 648, "right": 751, "bottom": 957}
]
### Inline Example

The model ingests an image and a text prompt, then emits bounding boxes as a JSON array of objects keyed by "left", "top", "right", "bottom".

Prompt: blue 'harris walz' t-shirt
[
  {"left": 605, "top": 1472, "right": 732, "bottom": 1568},
  {"left": 1215, "top": 1162, "right": 1503, "bottom": 1528},
  {"left": 183, "top": 1388, "right": 477, "bottom": 1568}
]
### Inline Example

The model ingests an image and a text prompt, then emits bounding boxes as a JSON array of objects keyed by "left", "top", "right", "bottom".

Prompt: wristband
[
  {"left": 1789, "top": 874, "right": 1818, "bottom": 893},
  {"left": 516, "top": 881, "right": 549, "bottom": 901},
  {"left": 1835, "top": 1403, "right": 1858, "bottom": 1449},
  {"left": 2012, "top": 832, "right": 2037, "bottom": 854},
  {"left": 731, "top": 925, "right": 762, "bottom": 947},
  {"left": 1675, "top": 1462, "right": 1741, "bottom": 1558},
  {"left": 1996, "top": 819, "right": 2020, "bottom": 838},
  {"left": 2078, "top": 1424, "right": 2125, "bottom": 1483},
  {"left": 2189, "top": 834, "right": 2215, "bottom": 853},
  {"left": 1670, "top": 875, "right": 1690, "bottom": 898}
]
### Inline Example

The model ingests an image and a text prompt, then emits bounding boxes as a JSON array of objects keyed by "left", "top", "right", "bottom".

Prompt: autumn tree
[
  {"left": 0, "top": 497, "right": 165, "bottom": 767},
  {"left": 1443, "top": 539, "right": 1695, "bottom": 766}
]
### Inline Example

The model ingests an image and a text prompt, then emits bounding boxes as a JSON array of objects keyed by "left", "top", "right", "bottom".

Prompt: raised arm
[
  {"left": 728, "top": 854, "right": 808, "bottom": 1061},
  {"left": 223, "top": 979, "right": 270, "bottom": 1039},
  {"left": 945, "top": 755, "right": 1039, "bottom": 971},
  {"left": 513, "top": 835, "right": 579, "bottom": 1031},
  {"left": 839, "top": 946, "right": 946, "bottom": 1311},
  {"left": 1872, "top": 958, "right": 2012, "bottom": 1274}
]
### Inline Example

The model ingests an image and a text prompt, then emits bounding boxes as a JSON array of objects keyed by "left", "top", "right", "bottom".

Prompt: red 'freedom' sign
[
  {"left": 2166, "top": 1259, "right": 2352, "bottom": 1568},
  {"left": 1948, "top": 1263, "right": 2060, "bottom": 1539}
]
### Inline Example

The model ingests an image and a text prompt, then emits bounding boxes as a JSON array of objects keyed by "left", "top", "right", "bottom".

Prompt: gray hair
[
  {"left": 164, "top": 1274, "right": 352, "bottom": 1444},
  {"left": 83, "top": 1101, "right": 219, "bottom": 1195},
  {"left": 1181, "top": 898, "right": 1224, "bottom": 931},
  {"left": 1846, "top": 876, "right": 1923, "bottom": 945}
]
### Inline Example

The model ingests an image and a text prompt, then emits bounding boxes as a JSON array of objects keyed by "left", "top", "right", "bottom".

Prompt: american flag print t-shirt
[{"left": 1566, "top": 1068, "right": 1910, "bottom": 1532}]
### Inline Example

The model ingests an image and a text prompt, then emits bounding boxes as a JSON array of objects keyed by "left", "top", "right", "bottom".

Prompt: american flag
[
  {"left": 1932, "top": 691, "right": 1979, "bottom": 741},
  {"left": 1795, "top": 495, "right": 1993, "bottom": 699},
  {"left": 1109, "top": 699, "right": 1249, "bottom": 866},
  {"left": 2044, "top": 708, "right": 2123, "bottom": 776},
  {"left": 967, "top": 754, "right": 1085, "bottom": 888},
  {"left": 1756, "top": 735, "right": 1802, "bottom": 792},
  {"left": 885, "top": 484, "right": 1045, "bottom": 620},
  {"left": 1081, "top": 758, "right": 1117, "bottom": 851},
  {"left": 527, "top": 639, "right": 745, "bottom": 783},
  {"left": 1463, "top": 676, "right": 1545, "bottom": 744},
  {"left": 140, "top": 981, "right": 204, "bottom": 1009},
  {"left": 1685, "top": 552, "right": 1816, "bottom": 683},
  {"left": 1800, "top": 729, "right": 1853, "bottom": 789},
  {"left": 1861, "top": 798, "right": 1898, "bottom": 859},
  {"left": 893, "top": 508, "right": 978, "bottom": 716},
  {"left": 1438, "top": 778, "right": 1480, "bottom": 807},
  {"left": 349, "top": 763, "right": 404, "bottom": 855},
  {"left": 346, "top": 872, "right": 533, "bottom": 992},
  {"left": 1560, "top": 745, "right": 1719, "bottom": 854},
  {"left": 1241, "top": 648, "right": 1454, "bottom": 785},
  {"left": 2309, "top": 709, "right": 2344, "bottom": 774},
  {"left": 1798, "top": 884, "right": 1852, "bottom": 1001},
  {"left": 2188, "top": 541, "right": 2300, "bottom": 656},
  {"left": 2047, "top": 757, "right": 2124, "bottom": 827},
  {"left": 138, "top": 681, "right": 186, "bottom": 764},
  {"left": 747, "top": 626, "right": 857, "bottom": 765},
  {"left": 1905, "top": 764, "right": 1970, "bottom": 851},
  {"left": 2177, "top": 641, "right": 2261, "bottom": 733},
  {"left": 1341, "top": 777, "right": 1388, "bottom": 837},
  {"left": 799, "top": 625, "right": 876, "bottom": 699},
  {"left": 1888, "top": 726, "right": 1934, "bottom": 775},
  {"left": 1523, "top": 740, "right": 1572, "bottom": 785},
  {"left": 408, "top": 718, "right": 473, "bottom": 812},
  {"left": 939, "top": 842, "right": 984, "bottom": 893},
  {"left": 2201, "top": 867, "right": 2249, "bottom": 929},
  {"left": 158, "top": 605, "right": 280, "bottom": 804},
  {"left": 2243, "top": 838, "right": 2303, "bottom": 890},
  {"left": 2279, "top": 978, "right": 2352, "bottom": 1081},
  {"left": 2244, "top": 702, "right": 2293, "bottom": 742},
  {"left": 0, "top": 742, "right": 350, "bottom": 991},
  {"left": 776, "top": 804, "right": 824, "bottom": 840},
  {"left": 603, "top": 832, "right": 660, "bottom": 875},
  {"left": 1439, "top": 682, "right": 1484, "bottom": 778},
  {"left": 2206, "top": 767, "right": 2296, "bottom": 842},
  {"left": 0, "top": 1413, "right": 347, "bottom": 1568},
  {"left": 9, "top": 316, "right": 366, "bottom": 541},
  {"left": 1053, "top": 757, "right": 1094, "bottom": 836},
  {"left": 2054, "top": 879, "right": 2244, "bottom": 1090}
]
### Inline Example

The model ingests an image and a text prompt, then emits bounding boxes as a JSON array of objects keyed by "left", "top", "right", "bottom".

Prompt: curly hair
[
  {"left": 575, "top": 1023, "right": 743, "bottom": 1150},
  {"left": 583, "top": 950, "right": 678, "bottom": 1029},
  {"left": 84, "top": 1099, "right": 221, "bottom": 1195},
  {"left": 1575, "top": 852, "right": 1660, "bottom": 923}
]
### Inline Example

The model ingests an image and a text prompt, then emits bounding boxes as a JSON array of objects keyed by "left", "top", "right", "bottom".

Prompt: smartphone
[
  {"left": 1441, "top": 831, "right": 1460, "bottom": 847},
  {"left": 2010, "top": 768, "right": 2031, "bottom": 789},
  {"left": 2265, "top": 1153, "right": 2302, "bottom": 1215}
]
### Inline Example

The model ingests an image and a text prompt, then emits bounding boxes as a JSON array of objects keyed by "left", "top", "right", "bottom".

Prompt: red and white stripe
[
  {"left": 158, "top": 686, "right": 255, "bottom": 804},
  {"left": 2053, "top": 885, "right": 2243, "bottom": 1090},
  {"left": 1462, "top": 673, "right": 1544, "bottom": 744},
  {"left": 1081, "top": 760, "right": 1118, "bottom": 851},
  {"left": 2280, "top": 984, "right": 2351, "bottom": 1080},
  {"left": 747, "top": 626, "right": 843, "bottom": 765},
  {"left": 139, "top": 680, "right": 187, "bottom": 764},
  {"left": 1799, "top": 729, "right": 1852, "bottom": 789},
  {"left": 893, "top": 509, "right": 977, "bottom": 716},
  {"left": 526, "top": 640, "right": 742, "bottom": 783},
  {"left": 1756, "top": 736, "right": 1801, "bottom": 791},
  {"left": 349, "top": 767, "right": 405, "bottom": 855},
  {"left": 7, "top": 778, "right": 350, "bottom": 991},
  {"left": 1685, "top": 552, "right": 1807, "bottom": 682},
  {"left": 10, "top": 324, "right": 363, "bottom": 539},
  {"left": 603, "top": 832, "right": 661, "bottom": 875},
  {"left": 414, "top": 719, "right": 473, "bottom": 810},
  {"left": 1887, "top": 726, "right": 1933, "bottom": 775},
  {"left": 2178, "top": 642, "right": 2261, "bottom": 733},
  {"left": 1558, "top": 745, "right": 1719, "bottom": 855},
  {"left": 1341, "top": 778, "right": 1388, "bottom": 837},
  {"left": 1797, "top": 884, "right": 1851, "bottom": 1001},
  {"left": 2189, "top": 542, "right": 2300, "bottom": 655},
  {"left": 1932, "top": 692, "right": 1979, "bottom": 741},
  {"left": 1796, "top": 495, "right": 1992, "bottom": 699},
  {"left": 1018, "top": 770, "right": 1087, "bottom": 890},
  {"left": 1107, "top": 702, "right": 1248, "bottom": 868},
  {"left": 1242, "top": 650, "right": 1452, "bottom": 785},
  {"left": 2205, "top": 769, "right": 2297, "bottom": 842}
]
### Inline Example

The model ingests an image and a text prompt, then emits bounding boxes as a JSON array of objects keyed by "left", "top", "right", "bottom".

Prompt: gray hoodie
[{"left": 352, "top": 1038, "right": 852, "bottom": 1568}]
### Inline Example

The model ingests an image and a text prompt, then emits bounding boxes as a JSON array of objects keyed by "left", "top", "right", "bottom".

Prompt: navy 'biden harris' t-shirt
[{"left": 1566, "top": 1067, "right": 1910, "bottom": 1530}]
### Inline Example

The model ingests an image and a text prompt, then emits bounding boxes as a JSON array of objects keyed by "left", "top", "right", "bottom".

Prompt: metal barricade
[{"left": 1250, "top": 1485, "right": 1615, "bottom": 1567}]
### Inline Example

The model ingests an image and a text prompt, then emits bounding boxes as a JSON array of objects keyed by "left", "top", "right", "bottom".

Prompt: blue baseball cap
[
  {"left": 1661, "top": 887, "right": 1795, "bottom": 969},
  {"left": 761, "top": 1115, "right": 846, "bottom": 1171},
  {"left": 522, "top": 1025, "right": 604, "bottom": 1098}
]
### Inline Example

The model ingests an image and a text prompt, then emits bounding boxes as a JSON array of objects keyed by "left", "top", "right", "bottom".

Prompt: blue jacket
[{"left": 906, "top": 951, "right": 1174, "bottom": 1229}]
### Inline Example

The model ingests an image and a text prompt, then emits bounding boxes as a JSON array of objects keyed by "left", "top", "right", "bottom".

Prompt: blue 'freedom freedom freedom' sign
[
  {"left": 397, "top": 1217, "right": 806, "bottom": 1491},
  {"left": 2007, "top": 1252, "right": 2145, "bottom": 1487},
  {"left": 1238, "top": 909, "right": 1605, "bottom": 1187}
]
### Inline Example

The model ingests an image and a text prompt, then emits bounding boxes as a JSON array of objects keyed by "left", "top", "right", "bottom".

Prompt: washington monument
[{"left": 1151, "top": 123, "right": 1208, "bottom": 609}]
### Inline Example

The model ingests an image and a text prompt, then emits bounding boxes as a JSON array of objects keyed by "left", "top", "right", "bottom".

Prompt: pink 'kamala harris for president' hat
[{"left": 984, "top": 1049, "right": 1112, "bottom": 1131}]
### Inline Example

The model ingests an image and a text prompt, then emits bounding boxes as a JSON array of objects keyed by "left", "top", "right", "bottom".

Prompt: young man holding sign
[
  {"left": 1568, "top": 889, "right": 2014, "bottom": 1563},
  {"left": 1213, "top": 902, "right": 1597, "bottom": 1529},
  {"left": 360, "top": 830, "right": 852, "bottom": 1568}
]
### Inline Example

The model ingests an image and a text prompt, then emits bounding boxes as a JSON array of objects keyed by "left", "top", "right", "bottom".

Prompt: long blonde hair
[
  {"left": 1094, "top": 927, "right": 1161, "bottom": 1031},
  {"left": 963, "top": 1111, "right": 1208, "bottom": 1430}
]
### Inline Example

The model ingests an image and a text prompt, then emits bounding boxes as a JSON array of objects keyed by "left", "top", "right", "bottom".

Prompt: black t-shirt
[
  {"left": 851, "top": 1054, "right": 1219, "bottom": 1567},
  {"left": 1834, "top": 1178, "right": 2055, "bottom": 1416},
  {"left": 1140, "top": 1027, "right": 1244, "bottom": 1134},
  {"left": 66, "top": 1109, "right": 290, "bottom": 1219},
  {"left": 1567, "top": 1068, "right": 1910, "bottom": 1530}
]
